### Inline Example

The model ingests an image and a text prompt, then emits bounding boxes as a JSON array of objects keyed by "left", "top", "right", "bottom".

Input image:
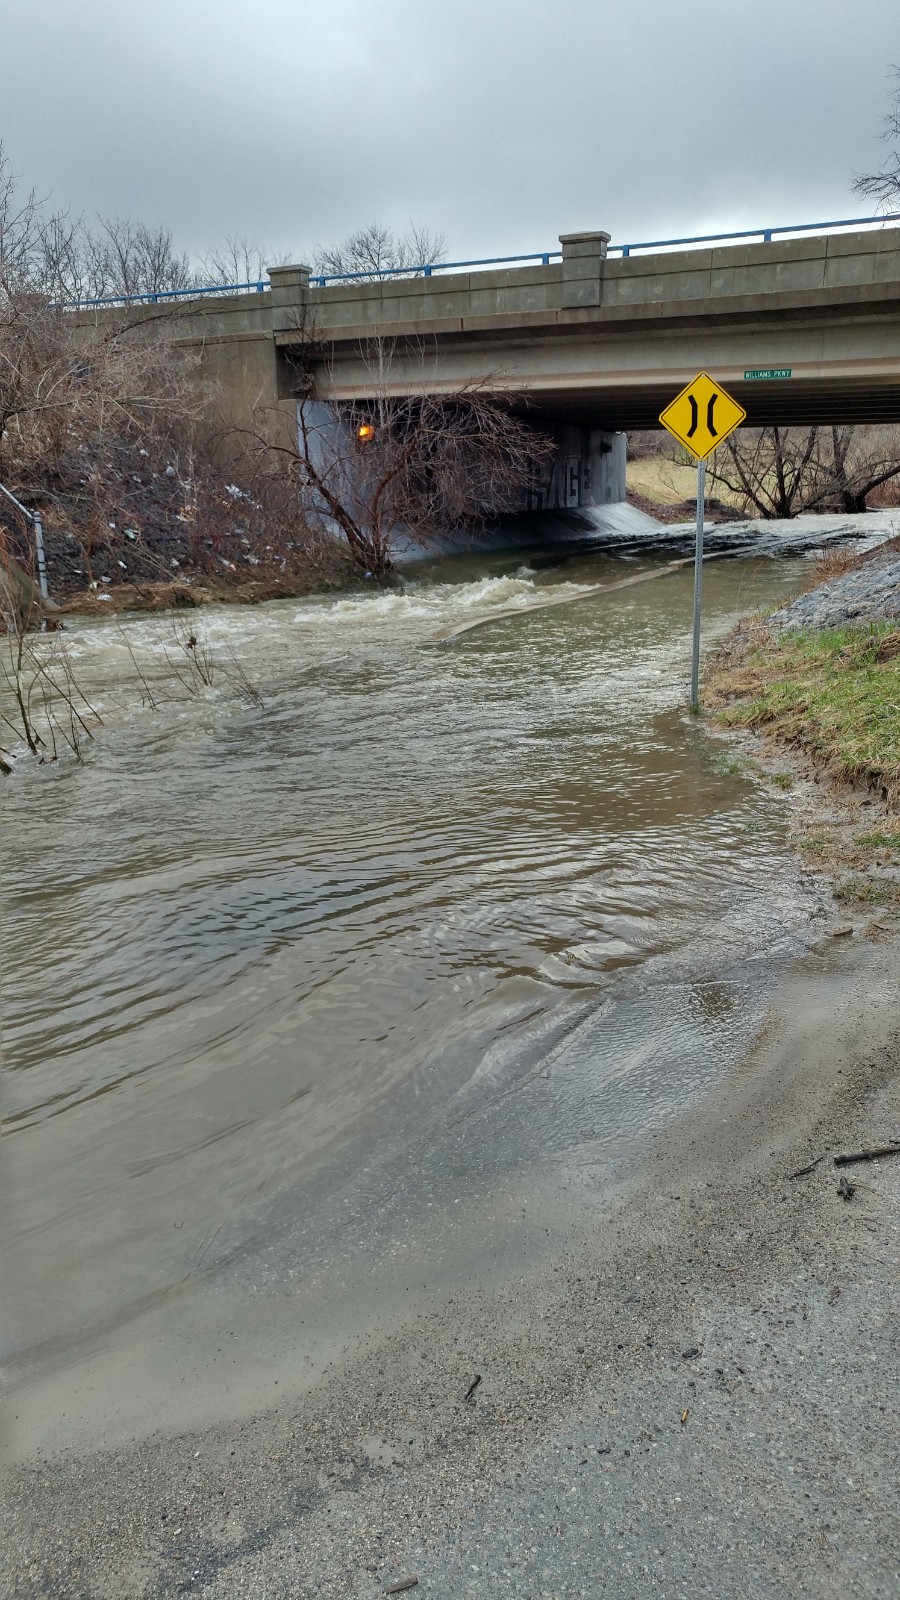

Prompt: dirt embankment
[
  {"left": 59, "top": 569, "right": 353, "bottom": 618},
  {"left": 1, "top": 435, "right": 356, "bottom": 618}
]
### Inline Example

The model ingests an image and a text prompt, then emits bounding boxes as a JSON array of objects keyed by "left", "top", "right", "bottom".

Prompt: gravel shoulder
[{"left": 3, "top": 924, "right": 899, "bottom": 1600}]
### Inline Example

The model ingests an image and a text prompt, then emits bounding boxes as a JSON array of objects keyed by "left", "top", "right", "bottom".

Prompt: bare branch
[
  {"left": 854, "top": 65, "right": 900, "bottom": 209},
  {"left": 314, "top": 222, "right": 447, "bottom": 281},
  {"left": 706, "top": 423, "right": 900, "bottom": 518}
]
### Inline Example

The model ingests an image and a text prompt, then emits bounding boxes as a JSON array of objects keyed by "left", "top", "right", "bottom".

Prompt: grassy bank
[
  {"left": 709, "top": 622, "right": 900, "bottom": 808},
  {"left": 626, "top": 454, "right": 746, "bottom": 523}
]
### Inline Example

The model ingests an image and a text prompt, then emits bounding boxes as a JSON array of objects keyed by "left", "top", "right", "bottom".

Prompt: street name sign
[
  {"left": 745, "top": 367, "right": 791, "bottom": 380},
  {"left": 659, "top": 371, "right": 746, "bottom": 463}
]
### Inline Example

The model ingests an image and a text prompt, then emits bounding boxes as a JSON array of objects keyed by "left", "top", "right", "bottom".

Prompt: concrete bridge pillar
[
  {"left": 529, "top": 425, "right": 625, "bottom": 510},
  {"left": 559, "top": 230, "right": 610, "bottom": 308}
]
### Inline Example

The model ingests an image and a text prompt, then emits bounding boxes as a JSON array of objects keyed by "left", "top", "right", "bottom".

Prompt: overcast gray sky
[{"left": 4, "top": 0, "right": 897, "bottom": 271}]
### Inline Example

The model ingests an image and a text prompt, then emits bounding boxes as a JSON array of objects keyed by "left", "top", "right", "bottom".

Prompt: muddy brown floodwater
[{"left": 2, "top": 545, "right": 826, "bottom": 1454}]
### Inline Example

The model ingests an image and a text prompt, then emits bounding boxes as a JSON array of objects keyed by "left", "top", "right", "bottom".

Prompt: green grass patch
[
  {"left": 856, "top": 830, "right": 900, "bottom": 851},
  {"left": 799, "top": 829, "right": 834, "bottom": 858},
  {"left": 833, "top": 875, "right": 897, "bottom": 906},
  {"left": 710, "top": 751, "right": 745, "bottom": 777},
  {"left": 712, "top": 623, "right": 900, "bottom": 807}
]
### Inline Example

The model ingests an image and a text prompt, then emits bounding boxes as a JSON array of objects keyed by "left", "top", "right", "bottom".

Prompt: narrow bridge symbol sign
[{"left": 659, "top": 371, "right": 746, "bottom": 461}]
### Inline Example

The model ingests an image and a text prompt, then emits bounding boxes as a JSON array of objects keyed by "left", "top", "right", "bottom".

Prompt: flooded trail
[{"left": 1, "top": 545, "right": 830, "bottom": 1450}]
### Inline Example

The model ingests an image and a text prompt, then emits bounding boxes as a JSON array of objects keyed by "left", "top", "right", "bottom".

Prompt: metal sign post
[
  {"left": 658, "top": 371, "right": 746, "bottom": 713},
  {"left": 690, "top": 457, "right": 706, "bottom": 713}
]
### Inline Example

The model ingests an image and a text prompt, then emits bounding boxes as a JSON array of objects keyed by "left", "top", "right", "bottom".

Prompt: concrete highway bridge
[{"left": 81, "top": 219, "right": 900, "bottom": 513}]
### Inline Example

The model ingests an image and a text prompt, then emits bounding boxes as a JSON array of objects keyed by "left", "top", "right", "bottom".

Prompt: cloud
[{"left": 4, "top": 0, "right": 896, "bottom": 269}]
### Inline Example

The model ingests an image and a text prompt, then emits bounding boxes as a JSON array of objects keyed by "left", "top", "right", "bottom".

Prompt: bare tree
[
  {"left": 1, "top": 168, "right": 203, "bottom": 588},
  {"left": 0, "top": 145, "right": 202, "bottom": 304},
  {"left": 83, "top": 216, "right": 194, "bottom": 300},
  {"left": 824, "top": 425, "right": 900, "bottom": 511},
  {"left": 241, "top": 369, "right": 553, "bottom": 582},
  {"left": 313, "top": 222, "right": 447, "bottom": 281},
  {"left": 705, "top": 424, "right": 900, "bottom": 518},
  {"left": 855, "top": 66, "right": 900, "bottom": 208},
  {"left": 197, "top": 235, "right": 284, "bottom": 289},
  {"left": 0, "top": 143, "right": 87, "bottom": 299}
]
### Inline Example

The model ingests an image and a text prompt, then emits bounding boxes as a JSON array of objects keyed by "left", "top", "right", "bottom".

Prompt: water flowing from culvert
[{"left": 0, "top": 541, "right": 833, "bottom": 1415}]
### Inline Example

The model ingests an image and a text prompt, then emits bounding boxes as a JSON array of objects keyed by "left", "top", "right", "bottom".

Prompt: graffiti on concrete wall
[{"left": 528, "top": 456, "right": 593, "bottom": 510}]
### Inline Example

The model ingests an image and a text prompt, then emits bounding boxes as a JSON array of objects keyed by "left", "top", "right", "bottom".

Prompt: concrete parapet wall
[
  {"left": 75, "top": 226, "right": 900, "bottom": 350},
  {"left": 603, "top": 230, "right": 900, "bottom": 309},
  {"left": 291, "top": 226, "right": 900, "bottom": 338}
]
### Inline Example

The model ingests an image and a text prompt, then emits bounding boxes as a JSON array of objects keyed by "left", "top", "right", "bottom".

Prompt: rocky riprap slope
[{"left": 769, "top": 549, "right": 900, "bottom": 631}]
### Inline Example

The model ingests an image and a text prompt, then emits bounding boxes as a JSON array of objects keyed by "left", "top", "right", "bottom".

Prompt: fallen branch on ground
[
  {"left": 788, "top": 1155, "right": 825, "bottom": 1180},
  {"left": 833, "top": 1143, "right": 900, "bottom": 1167}
]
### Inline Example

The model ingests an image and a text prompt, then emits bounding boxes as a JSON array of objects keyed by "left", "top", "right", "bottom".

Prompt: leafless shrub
[
  {"left": 157, "top": 618, "right": 263, "bottom": 707},
  {"left": 0, "top": 148, "right": 201, "bottom": 498},
  {"left": 804, "top": 546, "right": 864, "bottom": 591},
  {"left": 161, "top": 619, "right": 217, "bottom": 693},
  {"left": 0, "top": 582, "right": 102, "bottom": 766},
  {"left": 113, "top": 622, "right": 161, "bottom": 709},
  {"left": 0, "top": 293, "right": 205, "bottom": 597},
  {"left": 0, "top": 149, "right": 214, "bottom": 597},
  {"left": 222, "top": 645, "right": 264, "bottom": 708},
  {"left": 0, "top": 156, "right": 334, "bottom": 601}
]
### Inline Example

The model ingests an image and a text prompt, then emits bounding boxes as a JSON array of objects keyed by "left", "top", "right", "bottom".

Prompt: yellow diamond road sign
[{"left": 659, "top": 371, "right": 746, "bottom": 461}]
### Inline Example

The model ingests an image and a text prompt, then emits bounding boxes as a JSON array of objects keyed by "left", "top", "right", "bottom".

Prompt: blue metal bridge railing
[{"left": 63, "top": 211, "right": 900, "bottom": 309}]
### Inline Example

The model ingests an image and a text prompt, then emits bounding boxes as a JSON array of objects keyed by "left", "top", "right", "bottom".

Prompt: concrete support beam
[{"left": 559, "top": 230, "right": 610, "bottom": 309}]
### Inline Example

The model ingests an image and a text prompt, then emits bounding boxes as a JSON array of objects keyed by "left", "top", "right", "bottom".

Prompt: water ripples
[{"left": 2, "top": 551, "right": 818, "bottom": 1362}]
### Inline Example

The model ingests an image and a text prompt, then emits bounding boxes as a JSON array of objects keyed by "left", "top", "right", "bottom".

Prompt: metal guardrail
[
  {"left": 611, "top": 212, "right": 900, "bottom": 257},
  {"left": 0, "top": 482, "right": 49, "bottom": 598},
  {"left": 63, "top": 212, "right": 900, "bottom": 308},
  {"left": 68, "top": 278, "right": 269, "bottom": 308}
]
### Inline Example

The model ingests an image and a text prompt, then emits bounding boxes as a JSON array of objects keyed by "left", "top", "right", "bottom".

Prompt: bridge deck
[{"left": 74, "top": 225, "right": 900, "bottom": 431}]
